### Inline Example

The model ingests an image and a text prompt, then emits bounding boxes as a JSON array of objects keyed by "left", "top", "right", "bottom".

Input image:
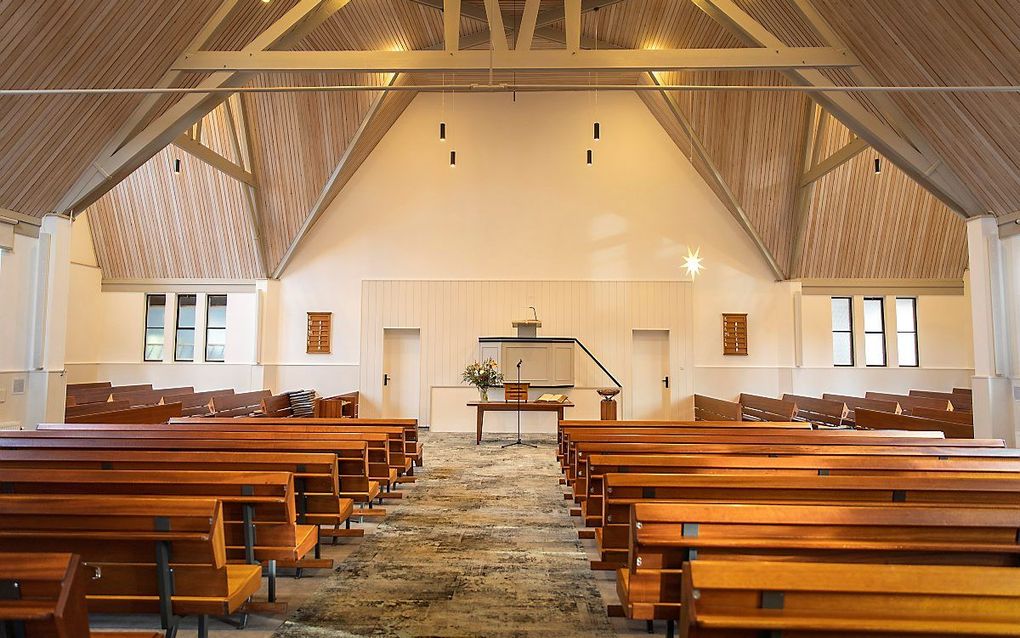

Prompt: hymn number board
[{"left": 722, "top": 313, "right": 748, "bottom": 356}]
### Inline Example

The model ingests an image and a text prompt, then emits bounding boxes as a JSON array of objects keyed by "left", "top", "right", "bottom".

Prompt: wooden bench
[
  {"left": 0, "top": 495, "right": 262, "bottom": 638},
  {"left": 208, "top": 391, "right": 271, "bottom": 417},
  {"left": 692, "top": 396, "right": 741, "bottom": 422},
  {"left": 65, "top": 400, "right": 131, "bottom": 419},
  {"left": 595, "top": 473, "right": 1020, "bottom": 568},
  {"left": 0, "top": 449, "right": 359, "bottom": 539},
  {"left": 680, "top": 561, "right": 1020, "bottom": 637},
  {"left": 111, "top": 388, "right": 193, "bottom": 408},
  {"left": 625, "top": 501, "right": 1020, "bottom": 624},
  {"left": 178, "top": 390, "right": 235, "bottom": 417},
  {"left": 172, "top": 417, "right": 424, "bottom": 470},
  {"left": 737, "top": 394, "right": 797, "bottom": 422},
  {"left": 65, "top": 403, "right": 182, "bottom": 425},
  {"left": 781, "top": 394, "right": 848, "bottom": 427},
  {"left": 915, "top": 406, "right": 974, "bottom": 425},
  {"left": 0, "top": 469, "right": 322, "bottom": 602},
  {"left": 66, "top": 381, "right": 111, "bottom": 393},
  {"left": 316, "top": 391, "right": 359, "bottom": 418},
  {"left": 912, "top": 389, "right": 973, "bottom": 411},
  {"left": 579, "top": 453, "right": 1020, "bottom": 528},
  {"left": 856, "top": 408, "right": 974, "bottom": 439},
  {"left": 821, "top": 393, "right": 900, "bottom": 422},
  {"left": 865, "top": 391, "right": 953, "bottom": 414},
  {"left": 260, "top": 393, "right": 294, "bottom": 417},
  {"left": 63, "top": 388, "right": 114, "bottom": 406},
  {"left": 0, "top": 552, "right": 92, "bottom": 638}
]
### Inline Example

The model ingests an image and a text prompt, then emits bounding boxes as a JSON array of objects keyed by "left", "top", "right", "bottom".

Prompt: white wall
[
  {"left": 56, "top": 91, "right": 976, "bottom": 431},
  {"left": 0, "top": 232, "right": 40, "bottom": 425}
]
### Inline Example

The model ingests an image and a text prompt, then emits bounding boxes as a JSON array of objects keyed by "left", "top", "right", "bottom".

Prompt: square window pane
[
  {"left": 865, "top": 333, "right": 886, "bottom": 366},
  {"left": 833, "top": 333, "right": 853, "bottom": 366},
  {"left": 177, "top": 295, "right": 197, "bottom": 328},
  {"left": 176, "top": 344, "right": 194, "bottom": 361},
  {"left": 863, "top": 298, "right": 884, "bottom": 332},
  {"left": 896, "top": 298, "right": 916, "bottom": 333},
  {"left": 176, "top": 329, "right": 194, "bottom": 346},
  {"left": 206, "top": 327, "right": 226, "bottom": 346},
  {"left": 145, "top": 344, "right": 163, "bottom": 361},
  {"left": 206, "top": 344, "right": 225, "bottom": 362},
  {"left": 145, "top": 328, "right": 164, "bottom": 346},
  {"left": 831, "top": 298, "right": 851, "bottom": 331},
  {"left": 898, "top": 333, "right": 918, "bottom": 367},
  {"left": 207, "top": 296, "right": 227, "bottom": 328}
]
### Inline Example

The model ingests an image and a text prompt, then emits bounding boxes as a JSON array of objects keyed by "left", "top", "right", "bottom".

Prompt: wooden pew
[
  {"left": 865, "top": 391, "right": 953, "bottom": 414},
  {"left": 915, "top": 406, "right": 974, "bottom": 425},
  {"left": 65, "top": 400, "right": 130, "bottom": 419},
  {"left": 66, "top": 381, "right": 111, "bottom": 393},
  {"left": 680, "top": 561, "right": 1020, "bottom": 638},
  {"left": 48, "top": 422, "right": 415, "bottom": 481},
  {"left": 0, "top": 495, "right": 262, "bottom": 638},
  {"left": 260, "top": 393, "right": 294, "bottom": 417},
  {"left": 954, "top": 387, "right": 973, "bottom": 398},
  {"left": 856, "top": 408, "right": 974, "bottom": 439},
  {"left": 596, "top": 472, "right": 1020, "bottom": 568},
  {"left": 64, "top": 403, "right": 182, "bottom": 425},
  {"left": 579, "top": 453, "right": 1020, "bottom": 528},
  {"left": 171, "top": 417, "right": 424, "bottom": 470},
  {"left": 208, "top": 390, "right": 271, "bottom": 417},
  {"left": 557, "top": 420, "right": 812, "bottom": 457},
  {"left": 737, "top": 394, "right": 796, "bottom": 422},
  {"left": 0, "top": 469, "right": 320, "bottom": 602},
  {"left": 781, "top": 394, "right": 848, "bottom": 428},
  {"left": 821, "top": 393, "right": 900, "bottom": 422},
  {"left": 0, "top": 435, "right": 380, "bottom": 505},
  {"left": 0, "top": 552, "right": 92, "bottom": 638},
  {"left": 178, "top": 389, "right": 234, "bottom": 417},
  {"left": 911, "top": 389, "right": 973, "bottom": 411},
  {"left": 0, "top": 449, "right": 359, "bottom": 539},
  {"left": 316, "top": 392, "right": 359, "bottom": 418},
  {"left": 112, "top": 388, "right": 193, "bottom": 407},
  {"left": 63, "top": 388, "right": 113, "bottom": 405},
  {"left": 692, "top": 396, "right": 741, "bottom": 422},
  {"left": 625, "top": 502, "right": 1020, "bottom": 624}
]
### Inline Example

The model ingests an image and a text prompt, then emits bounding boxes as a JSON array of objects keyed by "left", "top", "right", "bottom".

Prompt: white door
[
  {"left": 382, "top": 328, "right": 420, "bottom": 419},
  {"left": 631, "top": 330, "right": 671, "bottom": 419}
]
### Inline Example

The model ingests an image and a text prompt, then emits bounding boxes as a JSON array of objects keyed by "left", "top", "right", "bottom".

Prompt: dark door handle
[
  {"left": 662, "top": 376, "right": 670, "bottom": 389},
  {"left": 383, "top": 374, "right": 391, "bottom": 386}
]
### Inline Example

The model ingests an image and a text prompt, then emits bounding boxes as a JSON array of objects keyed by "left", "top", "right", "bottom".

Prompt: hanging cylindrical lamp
[{"left": 450, "top": 150, "right": 457, "bottom": 167}]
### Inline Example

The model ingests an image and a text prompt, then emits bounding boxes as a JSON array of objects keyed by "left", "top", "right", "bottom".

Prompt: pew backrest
[
  {"left": 0, "top": 552, "right": 91, "bottom": 638},
  {"left": 737, "top": 394, "right": 797, "bottom": 422},
  {"left": 693, "top": 395, "right": 741, "bottom": 422},
  {"left": 855, "top": 408, "right": 974, "bottom": 439},
  {"left": 64, "top": 400, "right": 130, "bottom": 418},
  {"left": 209, "top": 390, "right": 272, "bottom": 417},
  {"left": 865, "top": 391, "right": 953, "bottom": 414},
  {"left": 821, "top": 394, "right": 900, "bottom": 421},
  {"left": 781, "top": 394, "right": 848, "bottom": 427},
  {"left": 64, "top": 402, "right": 182, "bottom": 424}
]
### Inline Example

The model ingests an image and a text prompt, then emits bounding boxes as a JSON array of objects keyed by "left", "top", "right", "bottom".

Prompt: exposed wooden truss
[
  {"left": 690, "top": 0, "right": 984, "bottom": 218},
  {"left": 177, "top": 47, "right": 855, "bottom": 74},
  {"left": 172, "top": 132, "right": 255, "bottom": 187},
  {"left": 58, "top": 0, "right": 355, "bottom": 217}
]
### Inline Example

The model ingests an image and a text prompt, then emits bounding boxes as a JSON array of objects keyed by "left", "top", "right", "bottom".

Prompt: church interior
[{"left": 2, "top": 1, "right": 1020, "bottom": 636}]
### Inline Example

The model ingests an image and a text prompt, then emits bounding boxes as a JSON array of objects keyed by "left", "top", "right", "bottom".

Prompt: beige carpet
[{"left": 274, "top": 432, "right": 615, "bottom": 638}]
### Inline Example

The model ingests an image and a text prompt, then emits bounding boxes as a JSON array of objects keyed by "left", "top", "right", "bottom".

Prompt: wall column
[
  {"left": 966, "top": 216, "right": 1015, "bottom": 444},
  {"left": 24, "top": 214, "right": 72, "bottom": 428}
]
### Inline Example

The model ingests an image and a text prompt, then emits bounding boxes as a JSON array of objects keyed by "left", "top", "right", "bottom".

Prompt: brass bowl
[{"left": 597, "top": 388, "right": 621, "bottom": 399}]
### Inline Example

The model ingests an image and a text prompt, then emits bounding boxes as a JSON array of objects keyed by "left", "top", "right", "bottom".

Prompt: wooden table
[{"left": 468, "top": 401, "right": 574, "bottom": 444}]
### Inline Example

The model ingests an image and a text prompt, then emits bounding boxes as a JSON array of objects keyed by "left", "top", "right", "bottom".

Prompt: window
[
  {"left": 205, "top": 295, "right": 227, "bottom": 362},
  {"left": 307, "top": 312, "right": 332, "bottom": 354},
  {"left": 144, "top": 294, "right": 166, "bottom": 361},
  {"left": 175, "top": 294, "right": 197, "bottom": 362},
  {"left": 863, "top": 297, "right": 887, "bottom": 367},
  {"left": 831, "top": 297, "right": 854, "bottom": 366},
  {"left": 896, "top": 297, "right": 919, "bottom": 367}
]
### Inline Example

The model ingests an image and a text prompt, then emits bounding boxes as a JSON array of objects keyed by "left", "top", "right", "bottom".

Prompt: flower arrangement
[{"left": 462, "top": 358, "right": 504, "bottom": 402}]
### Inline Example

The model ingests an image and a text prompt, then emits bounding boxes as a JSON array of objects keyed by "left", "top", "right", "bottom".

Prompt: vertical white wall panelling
[{"left": 358, "top": 280, "right": 692, "bottom": 431}]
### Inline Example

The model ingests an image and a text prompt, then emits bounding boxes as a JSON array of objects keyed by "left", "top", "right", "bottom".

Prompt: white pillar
[
  {"left": 24, "top": 214, "right": 72, "bottom": 428},
  {"left": 966, "top": 216, "right": 1015, "bottom": 444}
]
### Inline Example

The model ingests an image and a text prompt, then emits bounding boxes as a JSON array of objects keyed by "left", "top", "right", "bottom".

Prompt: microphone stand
[{"left": 503, "top": 358, "right": 536, "bottom": 449}]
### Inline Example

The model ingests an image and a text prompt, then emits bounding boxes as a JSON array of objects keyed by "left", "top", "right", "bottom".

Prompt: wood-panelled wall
[{"left": 359, "top": 280, "right": 693, "bottom": 422}]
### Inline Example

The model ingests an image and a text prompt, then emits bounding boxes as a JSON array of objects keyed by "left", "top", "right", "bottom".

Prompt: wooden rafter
[
  {"left": 690, "top": 0, "right": 984, "bottom": 218},
  {"left": 171, "top": 133, "right": 255, "bottom": 186},
  {"left": 58, "top": 0, "right": 353, "bottom": 217},
  {"left": 517, "top": 0, "right": 541, "bottom": 51},
  {"left": 443, "top": 0, "right": 460, "bottom": 51},
  {"left": 800, "top": 136, "right": 868, "bottom": 187},
  {"left": 565, "top": 0, "right": 582, "bottom": 52},
  {"left": 224, "top": 96, "right": 269, "bottom": 277},
  {"left": 482, "top": 0, "right": 508, "bottom": 50}
]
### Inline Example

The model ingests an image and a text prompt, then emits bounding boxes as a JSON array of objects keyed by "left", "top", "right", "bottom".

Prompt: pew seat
[{"left": 680, "top": 561, "right": 1020, "bottom": 637}]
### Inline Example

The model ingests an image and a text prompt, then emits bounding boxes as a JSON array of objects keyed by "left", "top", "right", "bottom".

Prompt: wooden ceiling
[{"left": 2, "top": 0, "right": 1013, "bottom": 281}]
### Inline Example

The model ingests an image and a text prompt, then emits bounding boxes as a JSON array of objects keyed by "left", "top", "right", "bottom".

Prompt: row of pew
[
  {"left": 555, "top": 417, "right": 1020, "bottom": 637},
  {"left": 0, "top": 416, "right": 422, "bottom": 638},
  {"left": 695, "top": 387, "right": 974, "bottom": 438}
]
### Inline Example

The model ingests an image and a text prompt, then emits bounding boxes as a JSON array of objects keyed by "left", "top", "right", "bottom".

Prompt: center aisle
[{"left": 275, "top": 432, "right": 615, "bottom": 638}]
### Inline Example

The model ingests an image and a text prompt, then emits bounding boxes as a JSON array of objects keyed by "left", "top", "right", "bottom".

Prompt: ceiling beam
[
  {"left": 272, "top": 74, "right": 415, "bottom": 278},
  {"left": 172, "top": 133, "right": 255, "bottom": 186},
  {"left": 517, "top": 0, "right": 541, "bottom": 50},
  {"left": 482, "top": 0, "right": 508, "bottom": 50},
  {"left": 799, "top": 136, "right": 868, "bottom": 187},
  {"left": 690, "top": 0, "right": 984, "bottom": 217},
  {"left": 639, "top": 72, "right": 785, "bottom": 280},
  {"left": 59, "top": 0, "right": 353, "bottom": 216},
  {"left": 443, "top": 0, "right": 460, "bottom": 51},
  {"left": 565, "top": 0, "right": 581, "bottom": 52},
  {"left": 177, "top": 47, "right": 855, "bottom": 73},
  {"left": 224, "top": 96, "right": 269, "bottom": 278}
]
